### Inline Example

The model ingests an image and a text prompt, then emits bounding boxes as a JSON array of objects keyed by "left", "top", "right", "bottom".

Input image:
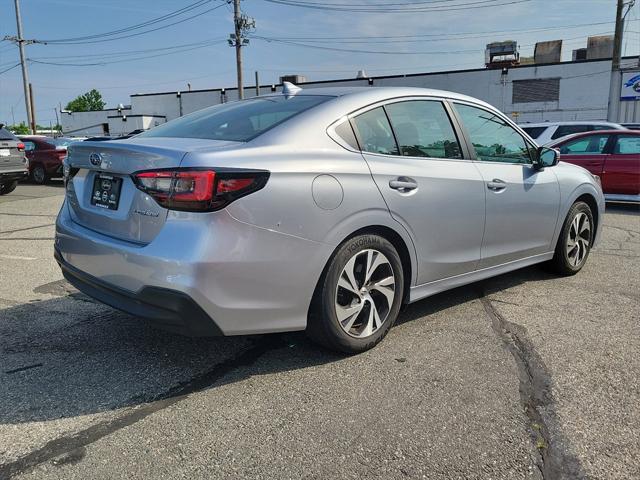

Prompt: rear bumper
[
  {"left": 55, "top": 201, "right": 333, "bottom": 336},
  {"left": 55, "top": 247, "right": 223, "bottom": 336},
  {"left": 0, "top": 170, "right": 28, "bottom": 182}
]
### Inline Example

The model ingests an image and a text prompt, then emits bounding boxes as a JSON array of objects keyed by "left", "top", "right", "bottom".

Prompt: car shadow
[{"left": 0, "top": 264, "right": 552, "bottom": 426}]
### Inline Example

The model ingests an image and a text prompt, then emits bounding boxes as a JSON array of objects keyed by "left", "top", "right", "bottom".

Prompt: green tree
[
  {"left": 9, "top": 122, "right": 30, "bottom": 134},
  {"left": 65, "top": 89, "right": 106, "bottom": 112}
]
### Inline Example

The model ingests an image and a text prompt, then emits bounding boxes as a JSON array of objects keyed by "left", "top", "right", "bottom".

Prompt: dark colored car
[
  {"left": 549, "top": 130, "right": 640, "bottom": 202},
  {"left": 18, "top": 136, "right": 76, "bottom": 184},
  {"left": 0, "top": 125, "right": 28, "bottom": 195}
]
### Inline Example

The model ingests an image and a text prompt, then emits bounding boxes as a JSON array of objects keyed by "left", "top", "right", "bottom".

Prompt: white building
[{"left": 61, "top": 55, "right": 640, "bottom": 136}]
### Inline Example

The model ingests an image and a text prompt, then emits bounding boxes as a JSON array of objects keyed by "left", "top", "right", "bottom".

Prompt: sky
[{"left": 0, "top": 0, "right": 638, "bottom": 127}]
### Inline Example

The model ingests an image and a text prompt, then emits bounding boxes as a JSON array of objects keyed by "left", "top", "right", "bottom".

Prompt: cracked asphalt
[{"left": 1, "top": 182, "right": 638, "bottom": 479}]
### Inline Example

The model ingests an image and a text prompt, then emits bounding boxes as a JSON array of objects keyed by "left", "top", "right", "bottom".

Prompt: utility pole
[
  {"left": 255, "top": 71, "right": 260, "bottom": 97},
  {"left": 12, "top": 0, "right": 34, "bottom": 134},
  {"left": 28, "top": 83, "right": 36, "bottom": 133},
  {"left": 229, "top": 0, "right": 255, "bottom": 100},
  {"left": 607, "top": 0, "right": 635, "bottom": 121}
]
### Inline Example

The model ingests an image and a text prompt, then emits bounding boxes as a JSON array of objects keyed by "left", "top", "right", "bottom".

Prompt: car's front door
[
  {"left": 351, "top": 99, "right": 486, "bottom": 285},
  {"left": 555, "top": 133, "right": 611, "bottom": 176},
  {"left": 452, "top": 102, "right": 561, "bottom": 268},
  {"left": 604, "top": 134, "right": 640, "bottom": 195}
]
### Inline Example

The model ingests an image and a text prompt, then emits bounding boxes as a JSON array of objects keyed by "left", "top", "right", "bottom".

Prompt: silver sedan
[{"left": 55, "top": 86, "right": 605, "bottom": 353}]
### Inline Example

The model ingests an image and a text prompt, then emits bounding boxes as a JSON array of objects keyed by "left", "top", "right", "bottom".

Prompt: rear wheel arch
[
  {"left": 574, "top": 193, "right": 599, "bottom": 239},
  {"left": 313, "top": 225, "right": 414, "bottom": 307}
]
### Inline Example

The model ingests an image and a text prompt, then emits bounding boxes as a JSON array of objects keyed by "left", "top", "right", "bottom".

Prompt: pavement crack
[
  {"left": 0, "top": 335, "right": 283, "bottom": 479},
  {"left": 0, "top": 223, "right": 55, "bottom": 236},
  {"left": 480, "top": 294, "right": 585, "bottom": 480}
]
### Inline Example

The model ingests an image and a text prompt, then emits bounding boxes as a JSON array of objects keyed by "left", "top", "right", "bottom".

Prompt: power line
[
  {"left": 36, "top": 2, "right": 228, "bottom": 45},
  {"left": 261, "top": 0, "right": 533, "bottom": 12},
  {"left": 40, "top": 0, "right": 217, "bottom": 43},
  {"left": 0, "top": 62, "right": 21, "bottom": 75}
]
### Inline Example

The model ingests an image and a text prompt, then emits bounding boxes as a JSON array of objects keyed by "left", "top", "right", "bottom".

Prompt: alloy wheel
[
  {"left": 334, "top": 248, "right": 396, "bottom": 338},
  {"left": 566, "top": 212, "right": 591, "bottom": 267},
  {"left": 33, "top": 166, "right": 45, "bottom": 184}
]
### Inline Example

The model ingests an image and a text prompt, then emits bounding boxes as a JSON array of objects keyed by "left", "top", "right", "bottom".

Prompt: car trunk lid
[{"left": 65, "top": 138, "right": 238, "bottom": 244}]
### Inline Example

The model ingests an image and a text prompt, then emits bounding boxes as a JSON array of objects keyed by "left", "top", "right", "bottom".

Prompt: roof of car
[
  {"left": 547, "top": 129, "right": 639, "bottom": 145},
  {"left": 260, "top": 86, "right": 494, "bottom": 109},
  {"left": 521, "top": 121, "right": 624, "bottom": 128}
]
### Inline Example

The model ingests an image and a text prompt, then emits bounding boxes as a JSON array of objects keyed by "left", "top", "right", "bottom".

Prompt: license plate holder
[{"left": 90, "top": 173, "right": 123, "bottom": 210}]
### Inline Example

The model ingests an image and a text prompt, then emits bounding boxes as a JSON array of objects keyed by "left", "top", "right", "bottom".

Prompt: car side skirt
[
  {"left": 604, "top": 194, "right": 640, "bottom": 203},
  {"left": 409, "top": 251, "right": 554, "bottom": 303}
]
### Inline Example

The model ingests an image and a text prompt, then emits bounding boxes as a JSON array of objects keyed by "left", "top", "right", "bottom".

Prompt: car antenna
[{"left": 282, "top": 81, "right": 302, "bottom": 98}]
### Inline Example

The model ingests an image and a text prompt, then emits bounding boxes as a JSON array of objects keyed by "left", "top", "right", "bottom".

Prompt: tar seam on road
[
  {"left": 480, "top": 293, "right": 585, "bottom": 480},
  {"left": 0, "top": 336, "right": 283, "bottom": 479},
  {"left": 4, "top": 363, "right": 44, "bottom": 375},
  {"left": 0, "top": 223, "right": 55, "bottom": 235}
]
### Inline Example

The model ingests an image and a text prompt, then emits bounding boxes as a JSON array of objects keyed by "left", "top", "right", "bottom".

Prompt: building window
[{"left": 512, "top": 78, "right": 560, "bottom": 103}]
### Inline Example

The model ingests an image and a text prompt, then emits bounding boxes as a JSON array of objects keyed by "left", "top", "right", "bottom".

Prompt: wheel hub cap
[
  {"left": 566, "top": 212, "right": 591, "bottom": 267},
  {"left": 335, "top": 248, "right": 396, "bottom": 339}
]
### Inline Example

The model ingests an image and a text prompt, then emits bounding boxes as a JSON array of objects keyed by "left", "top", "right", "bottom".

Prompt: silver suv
[
  {"left": 55, "top": 86, "right": 604, "bottom": 352},
  {"left": 0, "top": 125, "right": 28, "bottom": 195}
]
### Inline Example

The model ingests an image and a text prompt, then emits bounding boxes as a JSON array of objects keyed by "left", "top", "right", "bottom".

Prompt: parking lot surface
[{"left": 0, "top": 182, "right": 638, "bottom": 479}]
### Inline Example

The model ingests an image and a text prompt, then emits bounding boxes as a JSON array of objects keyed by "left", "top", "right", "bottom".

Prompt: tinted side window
[
  {"left": 23, "top": 141, "right": 36, "bottom": 151},
  {"left": 455, "top": 104, "right": 531, "bottom": 164},
  {"left": 334, "top": 120, "right": 359, "bottom": 150},
  {"left": 551, "top": 125, "right": 590, "bottom": 140},
  {"left": 521, "top": 126, "right": 547, "bottom": 139},
  {"left": 384, "top": 101, "right": 461, "bottom": 159},
  {"left": 558, "top": 135, "right": 609, "bottom": 155},
  {"left": 352, "top": 107, "right": 399, "bottom": 156},
  {"left": 614, "top": 135, "right": 640, "bottom": 154}
]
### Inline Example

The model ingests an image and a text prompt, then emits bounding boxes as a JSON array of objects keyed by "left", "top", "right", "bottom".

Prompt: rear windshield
[
  {"left": 139, "top": 95, "right": 331, "bottom": 142},
  {"left": 0, "top": 127, "right": 17, "bottom": 141},
  {"left": 521, "top": 126, "right": 547, "bottom": 139}
]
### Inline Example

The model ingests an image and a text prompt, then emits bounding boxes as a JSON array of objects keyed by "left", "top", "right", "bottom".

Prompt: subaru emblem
[{"left": 89, "top": 152, "right": 102, "bottom": 166}]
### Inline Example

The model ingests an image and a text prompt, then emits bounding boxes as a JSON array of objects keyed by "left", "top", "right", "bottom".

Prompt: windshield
[{"left": 139, "top": 95, "right": 331, "bottom": 142}]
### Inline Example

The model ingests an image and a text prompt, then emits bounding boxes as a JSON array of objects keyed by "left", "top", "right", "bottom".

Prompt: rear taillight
[
  {"left": 132, "top": 168, "right": 269, "bottom": 212},
  {"left": 17, "top": 143, "right": 25, "bottom": 151}
]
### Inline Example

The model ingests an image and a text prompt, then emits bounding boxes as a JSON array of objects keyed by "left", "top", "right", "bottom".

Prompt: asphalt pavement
[{"left": 0, "top": 181, "right": 638, "bottom": 479}]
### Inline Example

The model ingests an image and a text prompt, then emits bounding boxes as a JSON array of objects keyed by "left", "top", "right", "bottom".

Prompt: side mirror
[{"left": 534, "top": 146, "right": 560, "bottom": 169}]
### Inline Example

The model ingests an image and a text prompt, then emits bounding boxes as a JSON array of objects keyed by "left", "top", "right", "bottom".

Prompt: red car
[
  {"left": 548, "top": 130, "right": 640, "bottom": 202},
  {"left": 18, "top": 136, "right": 76, "bottom": 184}
]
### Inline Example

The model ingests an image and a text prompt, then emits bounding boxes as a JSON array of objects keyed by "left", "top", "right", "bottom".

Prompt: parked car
[
  {"left": 621, "top": 123, "right": 640, "bottom": 131},
  {"left": 0, "top": 124, "right": 28, "bottom": 195},
  {"left": 520, "top": 121, "right": 625, "bottom": 145},
  {"left": 548, "top": 130, "right": 640, "bottom": 202},
  {"left": 18, "top": 135, "right": 77, "bottom": 184},
  {"left": 55, "top": 86, "right": 605, "bottom": 353}
]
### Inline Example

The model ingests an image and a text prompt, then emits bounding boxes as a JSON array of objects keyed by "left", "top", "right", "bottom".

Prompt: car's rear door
[
  {"left": 451, "top": 102, "right": 560, "bottom": 268},
  {"left": 603, "top": 134, "right": 640, "bottom": 195},
  {"left": 555, "top": 133, "right": 611, "bottom": 176},
  {"left": 351, "top": 98, "right": 485, "bottom": 285}
]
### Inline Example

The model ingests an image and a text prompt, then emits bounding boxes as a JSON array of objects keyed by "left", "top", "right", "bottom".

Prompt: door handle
[
  {"left": 389, "top": 177, "right": 418, "bottom": 192},
  {"left": 487, "top": 179, "right": 507, "bottom": 191}
]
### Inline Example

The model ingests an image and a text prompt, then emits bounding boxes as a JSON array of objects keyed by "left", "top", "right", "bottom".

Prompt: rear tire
[
  {"left": 31, "top": 165, "right": 48, "bottom": 185},
  {"left": 307, "top": 234, "right": 404, "bottom": 354},
  {"left": 0, "top": 181, "right": 18, "bottom": 195},
  {"left": 549, "top": 201, "right": 594, "bottom": 276}
]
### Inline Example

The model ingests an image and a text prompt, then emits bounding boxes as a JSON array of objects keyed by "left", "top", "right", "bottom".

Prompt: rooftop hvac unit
[
  {"left": 587, "top": 35, "right": 614, "bottom": 60},
  {"left": 485, "top": 40, "right": 520, "bottom": 68},
  {"left": 572, "top": 48, "right": 588, "bottom": 61},
  {"left": 279, "top": 74, "right": 307, "bottom": 84},
  {"left": 534, "top": 40, "right": 562, "bottom": 64}
]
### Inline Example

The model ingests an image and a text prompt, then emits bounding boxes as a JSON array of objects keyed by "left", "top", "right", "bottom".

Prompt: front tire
[
  {"left": 31, "top": 165, "right": 48, "bottom": 185},
  {"left": 0, "top": 180, "right": 18, "bottom": 195},
  {"left": 307, "top": 234, "right": 404, "bottom": 353},
  {"left": 550, "top": 201, "right": 594, "bottom": 275}
]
